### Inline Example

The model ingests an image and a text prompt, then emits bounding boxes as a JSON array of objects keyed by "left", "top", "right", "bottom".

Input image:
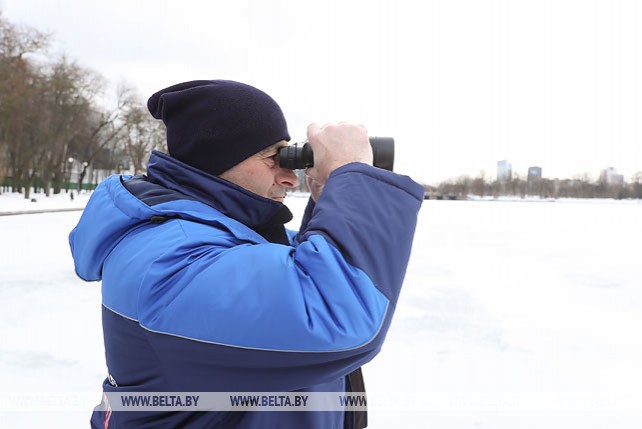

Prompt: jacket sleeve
[{"left": 134, "top": 163, "right": 424, "bottom": 391}]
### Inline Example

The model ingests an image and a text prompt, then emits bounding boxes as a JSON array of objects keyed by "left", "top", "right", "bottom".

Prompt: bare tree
[
  {"left": 73, "top": 83, "right": 136, "bottom": 191},
  {"left": 36, "top": 57, "right": 99, "bottom": 195},
  {"left": 0, "top": 12, "right": 49, "bottom": 196},
  {"left": 470, "top": 171, "right": 487, "bottom": 197},
  {"left": 122, "top": 97, "right": 167, "bottom": 174},
  {"left": 631, "top": 172, "right": 642, "bottom": 199},
  {"left": 2, "top": 13, "right": 167, "bottom": 198}
]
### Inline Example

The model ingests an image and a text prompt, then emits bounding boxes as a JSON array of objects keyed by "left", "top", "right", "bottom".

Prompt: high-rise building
[
  {"left": 600, "top": 167, "right": 624, "bottom": 186},
  {"left": 497, "top": 160, "right": 512, "bottom": 182},
  {"left": 527, "top": 166, "right": 542, "bottom": 181}
]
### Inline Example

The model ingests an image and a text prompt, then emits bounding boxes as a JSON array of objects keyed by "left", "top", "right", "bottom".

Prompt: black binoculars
[{"left": 278, "top": 137, "right": 395, "bottom": 171}]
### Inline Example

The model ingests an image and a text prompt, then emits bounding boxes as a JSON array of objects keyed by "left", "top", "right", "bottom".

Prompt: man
[{"left": 70, "top": 80, "right": 423, "bottom": 428}]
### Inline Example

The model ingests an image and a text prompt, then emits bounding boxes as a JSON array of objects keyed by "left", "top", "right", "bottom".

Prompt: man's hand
[{"left": 305, "top": 122, "right": 373, "bottom": 190}]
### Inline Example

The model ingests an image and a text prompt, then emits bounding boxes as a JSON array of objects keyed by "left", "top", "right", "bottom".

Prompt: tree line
[
  {"left": 429, "top": 172, "right": 642, "bottom": 200},
  {"left": 0, "top": 11, "right": 166, "bottom": 199},
  {"left": 2, "top": 12, "right": 640, "bottom": 201}
]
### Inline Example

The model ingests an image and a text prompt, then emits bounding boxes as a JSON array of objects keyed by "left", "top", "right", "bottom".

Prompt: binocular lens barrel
[{"left": 278, "top": 137, "right": 394, "bottom": 171}]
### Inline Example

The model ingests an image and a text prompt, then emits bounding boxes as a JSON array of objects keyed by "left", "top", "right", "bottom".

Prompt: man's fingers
[{"left": 307, "top": 123, "right": 320, "bottom": 139}]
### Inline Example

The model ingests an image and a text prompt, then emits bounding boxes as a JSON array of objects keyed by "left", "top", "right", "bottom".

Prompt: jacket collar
[{"left": 145, "top": 151, "right": 293, "bottom": 232}]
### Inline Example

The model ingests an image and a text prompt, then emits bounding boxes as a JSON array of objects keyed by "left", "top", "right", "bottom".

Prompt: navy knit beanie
[{"left": 147, "top": 80, "right": 290, "bottom": 176}]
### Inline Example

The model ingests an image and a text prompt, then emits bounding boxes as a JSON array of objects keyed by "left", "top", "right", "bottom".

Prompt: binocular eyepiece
[{"left": 277, "top": 137, "right": 395, "bottom": 171}]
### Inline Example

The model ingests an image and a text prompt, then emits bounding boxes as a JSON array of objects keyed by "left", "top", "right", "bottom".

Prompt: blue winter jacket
[{"left": 70, "top": 151, "right": 423, "bottom": 428}]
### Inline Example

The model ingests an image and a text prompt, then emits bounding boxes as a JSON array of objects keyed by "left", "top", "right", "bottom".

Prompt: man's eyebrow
[
  {"left": 260, "top": 144, "right": 285, "bottom": 156},
  {"left": 258, "top": 149, "right": 278, "bottom": 158}
]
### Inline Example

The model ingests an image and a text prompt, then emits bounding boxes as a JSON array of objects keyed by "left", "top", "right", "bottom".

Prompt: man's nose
[{"left": 276, "top": 168, "right": 299, "bottom": 189}]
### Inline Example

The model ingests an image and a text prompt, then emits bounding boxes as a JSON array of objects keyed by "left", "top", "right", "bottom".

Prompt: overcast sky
[{"left": 2, "top": 0, "right": 641, "bottom": 184}]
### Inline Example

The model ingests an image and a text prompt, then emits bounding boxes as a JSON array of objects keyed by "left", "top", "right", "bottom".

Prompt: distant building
[
  {"left": 600, "top": 167, "right": 624, "bottom": 187},
  {"left": 497, "top": 160, "right": 512, "bottom": 182},
  {"left": 527, "top": 166, "right": 542, "bottom": 181}
]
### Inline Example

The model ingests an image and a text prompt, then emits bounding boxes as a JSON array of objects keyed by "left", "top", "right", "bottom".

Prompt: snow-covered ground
[
  {"left": 1, "top": 190, "right": 641, "bottom": 428},
  {"left": 0, "top": 190, "right": 92, "bottom": 213}
]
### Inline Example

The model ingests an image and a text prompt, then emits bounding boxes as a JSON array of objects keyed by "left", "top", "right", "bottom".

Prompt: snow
[
  {"left": 1, "top": 190, "right": 641, "bottom": 428},
  {"left": 0, "top": 190, "right": 92, "bottom": 214}
]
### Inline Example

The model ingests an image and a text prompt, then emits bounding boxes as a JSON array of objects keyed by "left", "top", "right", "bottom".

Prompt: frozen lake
[{"left": 1, "top": 194, "right": 641, "bottom": 428}]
